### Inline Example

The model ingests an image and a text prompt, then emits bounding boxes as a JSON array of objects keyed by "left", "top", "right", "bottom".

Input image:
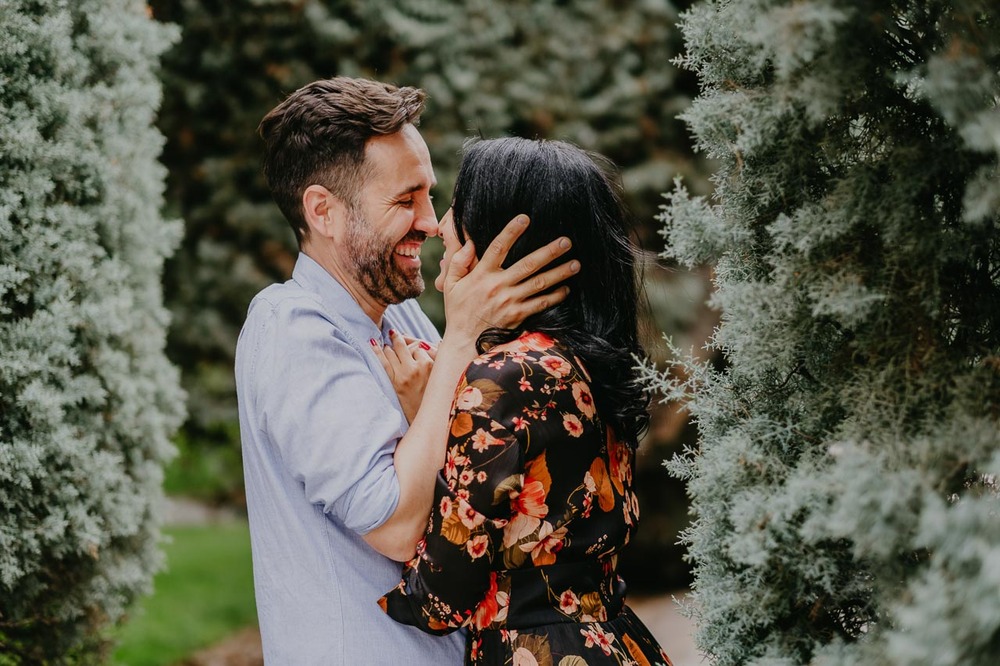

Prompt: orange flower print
[
  {"left": 504, "top": 477, "right": 549, "bottom": 546},
  {"left": 467, "top": 534, "right": 489, "bottom": 559},
  {"left": 456, "top": 385, "right": 484, "bottom": 410},
  {"left": 539, "top": 354, "right": 572, "bottom": 378},
  {"left": 518, "top": 377, "right": 533, "bottom": 392},
  {"left": 512, "top": 416, "right": 528, "bottom": 431},
  {"left": 572, "top": 381, "right": 596, "bottom": 419},
  {"left": 559, "top": 589, "right": 580, "bottom": 614},
  {"left": 563, "top": 413, "right": 584, "bottom": 437},
  {"left": 515, "top": 331, "right": 555, "bottom": 352},
  {"left": 512, "top": 477, "right": 548, "bottom": 517},
  {"left": 471, "top": 572, "right": 509, "bottom": 630},
  {"left": 607, "top": 436, "right": 631, "bottom": 494},
  {"left": 459, "top": 468, "right": 475, "bottom": 486}
]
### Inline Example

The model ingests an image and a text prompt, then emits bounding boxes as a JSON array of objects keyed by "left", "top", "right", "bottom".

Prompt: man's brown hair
[{"left": 258, "top": 77, "right": 427, "bottom": 245}]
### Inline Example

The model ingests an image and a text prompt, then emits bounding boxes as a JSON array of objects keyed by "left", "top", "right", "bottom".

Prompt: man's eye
[{"left": 398, "top": 199, "right": 415, "bottom": 208}]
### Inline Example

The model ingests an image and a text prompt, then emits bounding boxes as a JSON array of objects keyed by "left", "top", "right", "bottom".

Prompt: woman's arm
[
  {"left": 362, "top": 217, "right": 579, "bottom": 561},
  {"left": 378, "top": 355, "right": 526, "bottom": 632}
]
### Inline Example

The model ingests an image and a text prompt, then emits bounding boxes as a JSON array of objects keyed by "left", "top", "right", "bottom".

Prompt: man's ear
[{"left": 302, "top": 185, "right": 350, "bottom": 239}]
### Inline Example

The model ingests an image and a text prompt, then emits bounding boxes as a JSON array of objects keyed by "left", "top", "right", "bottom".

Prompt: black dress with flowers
[{"left": 379, "top": 332, "right": 673, "bottom": 666}]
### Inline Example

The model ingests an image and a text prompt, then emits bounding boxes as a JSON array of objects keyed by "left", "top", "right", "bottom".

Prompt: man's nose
[{"left": 414, "top": 198, "right": 438, "bottom": 237}]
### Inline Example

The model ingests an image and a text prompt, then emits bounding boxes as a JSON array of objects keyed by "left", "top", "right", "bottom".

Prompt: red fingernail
[
  {"left": 389, "top": 329, "right": 396, "bottom": 337},
  {"left": 419, "top": 341, "right": 431, "bottom": 350},
  {"left": 369, "top": 338, "right": 377, "bottom": 346}
]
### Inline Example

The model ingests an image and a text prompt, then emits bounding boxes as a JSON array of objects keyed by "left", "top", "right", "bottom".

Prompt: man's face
[{"left": 344, "top": 124, "right": 438, "bottom": 305}]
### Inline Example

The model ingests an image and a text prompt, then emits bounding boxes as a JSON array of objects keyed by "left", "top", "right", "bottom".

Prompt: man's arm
[{"left": 362, "top": 216, "right": 580, "bottom": 560}]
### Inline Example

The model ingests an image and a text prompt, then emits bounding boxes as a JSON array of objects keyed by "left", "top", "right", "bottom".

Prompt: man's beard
[{"left": 345, "top": 208, "right": 425, "bottom": 305}]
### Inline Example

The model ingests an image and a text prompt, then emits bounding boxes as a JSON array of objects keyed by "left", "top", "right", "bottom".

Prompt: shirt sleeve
[
  {"left": 250, "top": 296, "right": 403, "bottom": 535},
  {"left": 379, "top": 346, "right": 569, "bottom": 634}
]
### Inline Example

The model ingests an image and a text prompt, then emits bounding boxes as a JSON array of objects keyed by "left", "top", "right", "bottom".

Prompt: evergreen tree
[
  {"left": 647, "top": 0, "right": 1000, "bottom": 663},
  {"left": 0, "top": 1, "right": 184, "bottom": 661},
  {"left": 151, "top": 0, "right": 705, "bottom": 505}
]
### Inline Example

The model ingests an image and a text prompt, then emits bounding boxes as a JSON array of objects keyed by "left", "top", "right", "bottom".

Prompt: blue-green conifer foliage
[
  {"left": 649, "top": 1, "right": 1000, "bottom": 663},
  {"left": 0, "top": 1, "right": 184, "bottom": 660}
]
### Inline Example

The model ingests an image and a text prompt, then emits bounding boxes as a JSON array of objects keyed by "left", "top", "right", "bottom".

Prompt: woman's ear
[{"left": 302, "top": 185, "right": 350, "bottom": 239}]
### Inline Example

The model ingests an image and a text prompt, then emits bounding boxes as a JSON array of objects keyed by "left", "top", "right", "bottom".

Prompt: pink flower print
[
  {"left": 466, "top": 534, "right": 489, "bottom": 559},
  {"left": 458, "top": 498, "right": 486, "bottom": 529},
  {"left": 572, "top": 381, "right": 596, "bottom": 419},
  {"left": 439, "top": 496, "right": 453, "bottom": 519},
  {"left": 559, "top": 589, "right": 580, "bottom": 614},
  {"left": 539, "top": 355, "right": 572, "bottom": 378},
  {"left": 581, "top": 625, "right": 615, "bottom": 656},
  {"left": 563, "top": 413, "right": 584, "bottom": 437},
  {"left": 459, "top": 468, "right": 475, "bottom": 486},
  {"left": 456, "top": 385, "right": 484, "bottom": 410}
]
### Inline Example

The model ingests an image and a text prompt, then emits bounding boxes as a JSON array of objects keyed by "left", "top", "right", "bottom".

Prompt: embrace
[{"left": 235, "top": 77, "right": 673, "bottom": 666}]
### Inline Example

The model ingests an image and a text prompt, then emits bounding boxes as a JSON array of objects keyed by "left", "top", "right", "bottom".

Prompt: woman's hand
[
  {"left": 441, "top": 215, "right": 580, "bottom": 346},
  {"left": 371, "top": 330, "right": 436, "bottom": 424}
]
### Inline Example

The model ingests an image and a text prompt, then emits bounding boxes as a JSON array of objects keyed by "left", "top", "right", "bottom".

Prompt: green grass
[{"left": 111, "top": 523, "right": 257, "bottom": 666}]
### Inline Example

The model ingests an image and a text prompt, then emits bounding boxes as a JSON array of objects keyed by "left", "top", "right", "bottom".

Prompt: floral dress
[{"left": 379, "top": 332, "right": 673, "bottom": 666}]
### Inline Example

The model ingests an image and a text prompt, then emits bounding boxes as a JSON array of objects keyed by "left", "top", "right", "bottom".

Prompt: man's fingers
[
  {"left": 481, "top": 214, "right": 531, "bottom": 269},
  {"left": 510, "top": 235, "right": 573, "bottom": 282}
]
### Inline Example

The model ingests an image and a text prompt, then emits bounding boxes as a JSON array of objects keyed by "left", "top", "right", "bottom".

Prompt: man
[{"left": 235, "top": 77, "right": 577, "bottom": 663}]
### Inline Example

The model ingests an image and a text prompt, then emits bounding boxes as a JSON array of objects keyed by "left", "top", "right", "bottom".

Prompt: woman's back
[{"left": 381, "top": 332, "right": 671, "bottom": 665}]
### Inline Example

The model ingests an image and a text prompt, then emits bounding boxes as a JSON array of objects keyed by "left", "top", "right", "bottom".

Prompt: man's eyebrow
[{"left": 391, "top": 181, "right": 438, "bottom": 199}]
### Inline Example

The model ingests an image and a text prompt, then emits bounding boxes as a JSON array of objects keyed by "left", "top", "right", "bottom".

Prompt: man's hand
[
  {"left": 442, "top": 215, "right": 579, "bottom": 344},
  {"left": 371, "top": 331, "right": 435, "bottom": 424}
]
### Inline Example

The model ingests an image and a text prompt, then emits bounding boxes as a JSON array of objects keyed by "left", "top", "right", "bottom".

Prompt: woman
[{"left": 378, "top": 138, "right": 672, "bottom": 666}]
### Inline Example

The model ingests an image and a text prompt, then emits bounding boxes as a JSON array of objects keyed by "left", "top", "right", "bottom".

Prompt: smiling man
[{"left": 236, "top": 78, "right": 575, "bottom": 664}]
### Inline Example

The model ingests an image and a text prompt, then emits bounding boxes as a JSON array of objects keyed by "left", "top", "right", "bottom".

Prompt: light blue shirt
[{"left": 235, "top": 253, "right": 464, "bottom": 664}]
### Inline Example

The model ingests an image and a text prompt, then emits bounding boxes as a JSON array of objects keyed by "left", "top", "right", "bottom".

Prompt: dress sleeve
[{"left": 378, "top": 350, "right": 534, "bottom": 634}]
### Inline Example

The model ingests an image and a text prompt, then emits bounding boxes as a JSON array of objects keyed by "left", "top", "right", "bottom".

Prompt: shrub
[
  {"left": 648, "top": 0, "right": 1000, "bottom": 663},
  {"left": 0, "top": 1, "right": 185, "bottom": 661}
]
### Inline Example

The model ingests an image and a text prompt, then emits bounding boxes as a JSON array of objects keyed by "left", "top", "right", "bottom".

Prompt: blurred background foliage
[{"left": 149, "top": 0, "right": 716, "bottom": 590}]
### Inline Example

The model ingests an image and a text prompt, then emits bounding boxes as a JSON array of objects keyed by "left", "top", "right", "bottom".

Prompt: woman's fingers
[
  {"left": 370, "top": 337, "right": 396, "bottom": 380},
  {"left": 480, "top": 214, "right": 531, "bottom": 270},
  {"left": 508, "top": 235, "right": 573, "bottom": 283},
  {"left": 514, "top": 257, "right": 580, "bottom": 300},
  {"left": 444, "top": 240, "right": 476, "bottom": 291},
  {"left": 516, "top": 286, "right": 572, "bottom": 321}
]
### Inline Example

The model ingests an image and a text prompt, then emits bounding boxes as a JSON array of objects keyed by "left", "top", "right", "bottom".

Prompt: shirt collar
[{"left": 291, "top": 252, "right": 387, "bottom": 342}]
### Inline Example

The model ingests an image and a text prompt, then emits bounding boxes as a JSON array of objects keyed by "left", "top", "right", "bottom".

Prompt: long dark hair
[{"left": 452, "top": 137, "right": 650, "bottom": 448}]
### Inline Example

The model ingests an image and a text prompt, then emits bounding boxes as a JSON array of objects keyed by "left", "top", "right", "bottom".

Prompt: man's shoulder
[
  {"left": 247, "top": 280, "right": 322, "bottom": 316},
  {"left": 244, "top": 281, "right": 344, "bottom": 336}
]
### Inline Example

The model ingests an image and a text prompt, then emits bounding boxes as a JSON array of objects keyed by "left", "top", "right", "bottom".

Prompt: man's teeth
[{"left": 395, "top": 247, "right": 420, "bottom": 258}]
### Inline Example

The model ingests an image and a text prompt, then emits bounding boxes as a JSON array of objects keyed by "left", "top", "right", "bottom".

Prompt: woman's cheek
[{"left": 434, "top": 252, "right": 450, "bottom": 292}]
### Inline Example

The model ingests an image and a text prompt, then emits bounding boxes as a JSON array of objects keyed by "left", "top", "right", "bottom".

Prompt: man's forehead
[{"left": 365, "top": 127, "right": 437, "bottom": 193}]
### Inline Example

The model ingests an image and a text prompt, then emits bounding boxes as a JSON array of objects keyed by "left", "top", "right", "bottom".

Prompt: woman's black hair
[{"left": 452, "top": 137, "right": 650, "bottom": 448}]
